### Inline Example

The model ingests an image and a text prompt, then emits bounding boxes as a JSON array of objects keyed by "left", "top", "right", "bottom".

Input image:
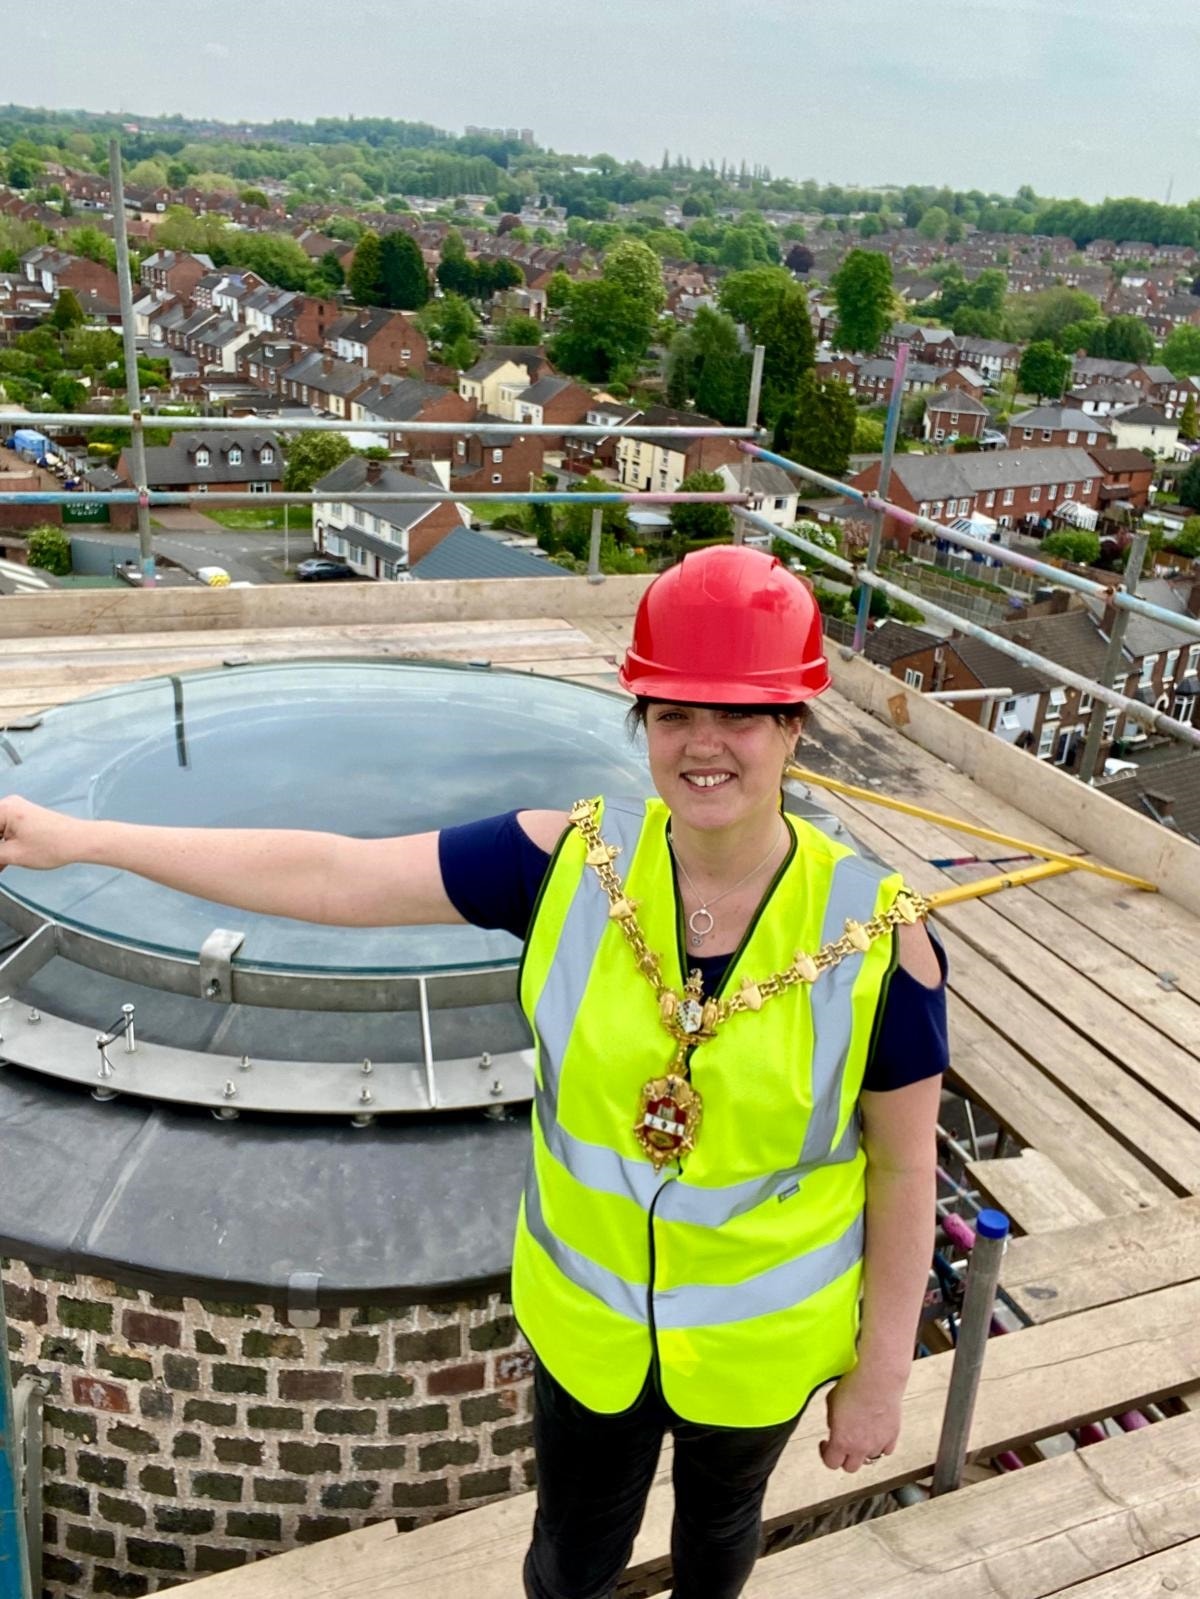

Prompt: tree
[
  {"left": 1179, "top": 393, "right": 1199, "bottom": 442},
  {"left": 1165, "top": 516, "right": 1200, "bottom": 559},
  {"left": 283, "top": 431, "right": 354, "bottom": 493},
  {"left": 348, "top": 230, "right": 385, "bottom": 306},
  {"left": 239, "top": 187, "right": 270, "bottom": 209},
  {"left": 669, "top": 471, "right": 734, "bottom": 546},
  {"left": 379, "top": 231, "right": 430, "bottom": 310},
  {"left": 545, "top": 270, "right": 573, "bottom": 310},
  {"left": 71, "top": 226, "right": 117, "bottom": 271},
  {"left": 49, "top": 373, "right": 86, "bottom": 411},
  {"left": 1179, "top": 457, "right": 1200, "bottom": 512},
  {"left": 27, "top": 525, "right": 70, "bottom": 576},
  {"left": 1099, "top": 315, "right": 1155, "bottom": 364},
  {"left": 1017, "top": 287, "right": 1102, "bottom": 346},
  {"left": 719, "top": 266, "right": 793, "bottom": 335},
  {"left": 756, "top": 280, "right": 815, "bottom": 421},
  {"left": 556, "top": 474, "right": 633, "bottom": 557},
  {"left": 551, "top": 244, "right": 664, "bottom": 383},
  {"left": 1040, "top": 529, "right": 1101, "bottom": 565},
  {"left": 499, "top": 314, "right": 543, "bottom": 346},
  {"left": 853, "top": 416, "right": 885, "bottom": 452},
  {"left": 602, "top": 239, "right": 666, "bottom": 318},
  {"left": 667, "top": 307, "right": 752, "bottom": 425},
  {"left": 49, "top": 289, "right": 84, "bottom": 332},
  {"left": 773, "top": 373, "right": 857, "bottom": 477},
  {"left": 917, "top": 206, "right": 949, "bottom": 241},
  {"left": 127, "top": 158, "right": 169, "bottom": 188},
  {"left": 1164, "top": 326, "right": 1200, "bottom": 377},
  {"left": 831, "top": 249, "right": 894, "bottom": 354},
  {"left": 785, "top": 243, "right": 814, "bottom": 275},
  {"left": 1018, "top": 340, "right": 1071, "bottom": 399}
]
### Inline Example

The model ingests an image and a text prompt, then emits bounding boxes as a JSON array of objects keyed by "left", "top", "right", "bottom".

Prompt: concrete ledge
[
  {"left": 827, "top": 646, "right": 1200, "bottom": 916},
  {"left": 0, "top": 573, "right": 654, "bottom": 639}
]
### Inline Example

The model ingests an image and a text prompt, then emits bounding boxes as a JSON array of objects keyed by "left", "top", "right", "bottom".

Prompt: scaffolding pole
[
  {"left": 20, "top": 413, "right": 757, "bottom": 439},
  {"left": 1078, "top": 531, "right": 1148, "bottom": 785},
  {"left": 0, "top": 1279, "right": 33, "bottom": 1599},
  {"left": 107, "top": 138, "right": 155, "bottom": 587},
  {"left": 853, "top": 342, "right": 908, "bottom": 652},
  {"left": 733, "top": 344, "right": 766, "bottom": 548}
]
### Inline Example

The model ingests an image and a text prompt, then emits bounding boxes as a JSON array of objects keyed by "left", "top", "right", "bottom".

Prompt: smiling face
[{"left": 642, "top": 704, "right": 802, "bottom": 838}]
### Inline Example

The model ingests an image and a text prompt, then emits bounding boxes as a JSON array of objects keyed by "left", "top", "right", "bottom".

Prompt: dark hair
[{"left": 625, "top": 697, "right": 809, "bottom": 738}]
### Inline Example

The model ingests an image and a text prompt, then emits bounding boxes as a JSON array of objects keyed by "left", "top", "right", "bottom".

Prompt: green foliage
[
  {"left": 774, "top": 373, "right": 857, "bottom": 477},
  {"left": 550, "top": 244, "right": 664, "bottom": 383},
  {"left": 545, "top": 270, "right": 573, "bottom": 310},
  {"left": 1164, "top": 515, "right": 1200, "bottom": 559},
  {"left": 717, "top": 266, "right": 813, "bottom": 419},
  {"left": 1018, "top": 340, "right": 1071, "bottom": 399},
  {"left": 1096, "top": 315, "right": 1155, "bottom": 364},
  {"left": 283, "top": 431, "right": 354, "bottom": 492},
  {"left": 667, "top": 306, "right": 751, "bottom": 425},
  {"left": 917, "top": 206, "right": 949, "bottom": 241},
  {"left": 1179, "top": 393, "right": 1198, "bottom": 443},
  {"left": 1011, "top": 286, "right": 1102, "bottom": 347},
  {"left": 27, "top": 525, "right": 71, "bottom": 576},
  {"left": 348, "top": 230, "right": 385, "bottom": 306},
  {"left": 1179, "top": 458, "right": 1200, "bottom": 512},
  {"left": 379, "top": 230, "right": 430, "bottom": 309},
  {"left": 239, "top": 187, "right": 270, "bottom": 208},
  {"left": 499, "top": 314, "right": 543, "bottom": 346},
  {"left": 70, "top": 226, "right": 117, "bottom": 271},
  {"left": 1040, "top": 529, "right": 1102, "bottom": 564},
  {"left": 1164, "top": 326, "right": 1200, "bottom": 377},
  {"left": 49, "top": 288, "right": 84, "bottom": 331},
  {"left": 668, "top": 471, "right": 734, "bottom": 545},
  {"left": 831, "top": 250, "right": 894, "bottom": 354},
  {"left": 853, "top": 416, "right": 885, "bottom": 452}
]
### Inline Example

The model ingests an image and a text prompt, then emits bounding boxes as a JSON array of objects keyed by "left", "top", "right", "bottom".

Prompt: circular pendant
[{"left": 688, "top": 907, "right": 714, "bottom": 944}]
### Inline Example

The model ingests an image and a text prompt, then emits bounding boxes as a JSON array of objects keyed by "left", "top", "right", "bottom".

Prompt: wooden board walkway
[{"left": 180, "top": 1280, "right": 1200, "bottom": 1597}]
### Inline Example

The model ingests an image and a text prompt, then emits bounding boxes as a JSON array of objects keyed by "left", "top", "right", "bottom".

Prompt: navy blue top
[{"left": 439, "top": 811, "right": 949, "bottom": 1092}]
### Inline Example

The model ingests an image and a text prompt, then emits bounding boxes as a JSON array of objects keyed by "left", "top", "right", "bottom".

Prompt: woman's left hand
[{"left": 819, "top": 1364, "right": 904, "bottom": 1472}]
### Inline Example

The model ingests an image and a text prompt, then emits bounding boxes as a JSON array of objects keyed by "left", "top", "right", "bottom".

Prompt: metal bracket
[
  {"left": 199, "top": 929, "right": 245, "bottom": 1003},
  {"left": 286, "top": 1270, "right": 321, "bottom": 1329}
]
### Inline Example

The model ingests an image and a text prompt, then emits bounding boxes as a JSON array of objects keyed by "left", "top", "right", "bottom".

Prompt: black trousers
[{"left": 523, "top": 1360, "right": 801, "bottom": 1599}]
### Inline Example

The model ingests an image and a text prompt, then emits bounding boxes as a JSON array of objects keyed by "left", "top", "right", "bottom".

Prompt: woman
[{"left": 0, "top": 546, "right": 946, "bottom": 1599}]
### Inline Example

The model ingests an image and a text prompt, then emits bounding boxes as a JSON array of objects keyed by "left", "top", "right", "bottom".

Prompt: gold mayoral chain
[{"left": 568, "top": 799, "right": 931, "bottom": 1172}]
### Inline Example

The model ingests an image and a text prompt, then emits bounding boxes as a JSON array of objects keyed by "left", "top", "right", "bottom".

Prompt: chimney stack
[
  {"left": 365, "top": 459, "right": 383, "bottom": 485},
  {"left": 1187, "top": 575, "right": 1200, "bottom": 620},
  {"left": 1144, "top": 789, "right": 1175, "bottom": 822}
]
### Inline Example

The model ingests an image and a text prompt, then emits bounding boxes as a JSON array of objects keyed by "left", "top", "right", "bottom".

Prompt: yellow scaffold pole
[{"left": 785, "top": 764, "right": 1157, "bottom": 896}]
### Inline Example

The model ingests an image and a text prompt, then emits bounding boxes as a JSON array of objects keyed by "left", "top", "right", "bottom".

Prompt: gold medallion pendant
[{"left": 635, "top": 1073, "right": 704, "bottom": 1170}]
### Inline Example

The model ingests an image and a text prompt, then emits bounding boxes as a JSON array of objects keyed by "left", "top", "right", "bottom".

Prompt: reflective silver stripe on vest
[
  {"left": 532, "top": 797, "right": 647, "bottom": 1109},
  {"left": 536, "top": 1081, "right": 860, "bottom": 1227},
  {"left": 799, "top": 852, "right": 895, "bottom": 1168},
  {"left": 654, "top": 1211, "right": 864, "bottom": 1330},
  {"left": 524, "top": 1158, "right": 862, "bottom": 1330},
  {"left": 523, "top": 1160, "right": 649, "bottom": 1324}
]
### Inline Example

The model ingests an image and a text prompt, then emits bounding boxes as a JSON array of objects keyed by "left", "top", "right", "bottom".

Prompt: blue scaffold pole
[{"left": 0, "top": 1280, "right": 32, "bottom": 1599}]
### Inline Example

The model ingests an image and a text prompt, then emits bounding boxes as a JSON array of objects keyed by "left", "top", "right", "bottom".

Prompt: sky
[{"left": 4, "top": 0, "right": 1199, "bottom": 205}]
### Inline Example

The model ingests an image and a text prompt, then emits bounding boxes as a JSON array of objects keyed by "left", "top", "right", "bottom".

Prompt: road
[{"left": 74, "top": 525, "right": 313, "bottom": 585}]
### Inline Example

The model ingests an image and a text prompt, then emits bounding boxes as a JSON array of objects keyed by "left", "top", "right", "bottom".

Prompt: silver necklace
[{"left": 668, "top": 823, "right": 787, "bottom": 947}]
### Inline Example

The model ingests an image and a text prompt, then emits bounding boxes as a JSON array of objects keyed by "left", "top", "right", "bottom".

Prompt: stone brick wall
[{"left": 2, "top": 1253, "right": 535, "bottom": 1596}]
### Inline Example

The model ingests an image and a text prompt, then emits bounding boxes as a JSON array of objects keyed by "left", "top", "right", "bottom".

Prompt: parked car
[{"left": 297, "top": 558, "right": 356, "bottom": 582}]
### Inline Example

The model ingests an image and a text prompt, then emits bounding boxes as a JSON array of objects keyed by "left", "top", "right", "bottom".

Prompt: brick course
[{"left": 3, "top": 1255, "right": 532, "bottom": 1595}]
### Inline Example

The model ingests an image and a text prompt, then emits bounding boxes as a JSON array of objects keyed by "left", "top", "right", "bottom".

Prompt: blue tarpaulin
[{"left": 7, "top": 429, "right": 52, "bottom": 463}]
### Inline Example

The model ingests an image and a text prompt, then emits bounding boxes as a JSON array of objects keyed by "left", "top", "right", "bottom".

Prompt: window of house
[
  {"left": 1176, "top": 693, "right": 1197, "bottom": 724},
  {"left": 1087, "top": 432, "right": 1098, "bottom": 445},
  {"left": 1067, "top": 430, "right": 1078, "bottom": 444},
  {"left": 353, "top": 507, "right": 365, "bottom": 528},
  {"left": 1103, "top": 712, "right": 1119, "bottom": 739},
  {"left": 194, "top": 448, "right": 210, "bottom": 468},
  {"left": 1037, "top": 723, "right": 1056, "bottom": 759},
  {"left": 1003, "top": 489, "right": 1015, "bottom": 506},
  {"left": 1041, "top": 429, "right": 1053, "bottom": 441},
  {"left": 1187, "top": 645, "right": 1200, "bottom": 674},
  {"left": 400, "top": 349, "right": 410, "bottom": 361},
  {"left": 1047, "top": 484, "right": 1058, "bottom": 499},
  {"left": 194, "top": 483, "right": 208, "bottom": 494},
  {"left": 228, "top": 446, "right": 242, "bottom": 467},
  {"left": 250, "top": 481, "right": 269, "bottom": 493},
  {"left": 1023, "top": 428, "right": 1034, "bottom": 440},
  {"left": 984, "top": 491, "right": 995, "bottom": 508},
  {"left": 1082, "top": 479, "right": 1093, "bottom": 493},
  {"left": 934, "top": 428, "right": 945, "bottom": 441},
  {"left": 1165, "top": 649, "right": 1180, "bottom": 680},
  {"left": 903, "top": 668, "right": 924, "bottom": 689},
  {"left": 919, "top": 503, "right": 931, "bottom": 517},
  {"left": 950, "top": 414, "right": 959, "bottom": 427},
  {"left": 1045, "top": 687, "right": 1067, "bottom": 720},
  {"left": 1080, "top": 692, "right": 1093, "bottom": 713},
  {"left": 1065, "top": 481, "right": 1075, "bottom": 496},
  {"left": 931, "top": 501, "right": 943, "bottom": 517},
  {"left": 1140, "top": 654, "right": 1159, "bottom": 686},
  {"left": 492, "top": 448, "right": 504, "bottom": 463},
  {"left": 491, "top": 473, "right": 502, "bottom": 484},
  {"left": 1030, "top": 487, "right": 1041, "bottom": 503},
  {"left": 773, "top": 497, "right": 787, "bottom": 510},
  {"left": 456, "top": 441, "right": 466, "bottom": 456},
  {"left": 260, "top": 446, "right": 274, "bottom": 464}
]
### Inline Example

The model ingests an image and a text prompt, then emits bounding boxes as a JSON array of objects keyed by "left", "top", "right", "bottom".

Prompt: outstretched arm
[{"left": 0, "top": 797, "right": 569, "bottom": 929}]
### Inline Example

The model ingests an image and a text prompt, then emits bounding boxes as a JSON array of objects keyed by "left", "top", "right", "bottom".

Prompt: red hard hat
[{"left": 618, "top": 545, "right": 831, "bottom": 705}]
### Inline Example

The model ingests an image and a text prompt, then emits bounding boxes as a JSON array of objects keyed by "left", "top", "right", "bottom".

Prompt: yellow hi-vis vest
[{"left": 513, "top": 796, "right": 904, "bottom": 1428}]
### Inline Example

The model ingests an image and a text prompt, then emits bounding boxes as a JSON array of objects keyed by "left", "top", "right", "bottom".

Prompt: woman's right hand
[{"left": 0, "top": 796, "right": 84, "bottom": 873}]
